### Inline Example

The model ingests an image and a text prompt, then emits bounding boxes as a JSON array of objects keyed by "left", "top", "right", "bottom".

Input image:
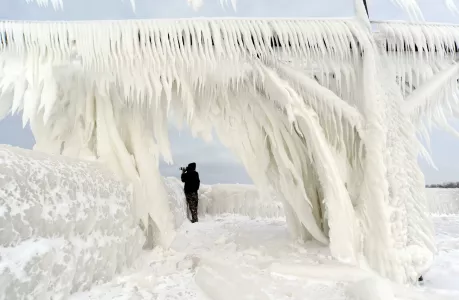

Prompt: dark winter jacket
[{"left": 181, "top": 162, "right": 200, "bottom": 194}]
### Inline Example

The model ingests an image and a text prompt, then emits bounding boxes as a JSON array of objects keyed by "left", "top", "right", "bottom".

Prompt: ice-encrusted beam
[
  {"left": 381, "top": 40, "right": 459, "bottom": 54},
  {"left": 375, "top": 21, "right": 459, "bottom": 54},
  {"left": 0, "top": 19, "right": 363, "bottom": 74},
  {"left": 1, "top": 28, "right": 457, "bottom": 56}
]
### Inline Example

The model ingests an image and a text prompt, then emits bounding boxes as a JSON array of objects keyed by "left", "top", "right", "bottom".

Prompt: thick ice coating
[
  {"left": 3, "top": 1, "right": 459, "bottom": 284},
  {"left": 0, "top": 145, "right": 144, "bottom": 299}
]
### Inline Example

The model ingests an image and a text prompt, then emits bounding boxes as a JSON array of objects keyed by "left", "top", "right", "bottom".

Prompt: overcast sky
[{"left": 1, "top": 0, "right": 459, "bottom": 184}]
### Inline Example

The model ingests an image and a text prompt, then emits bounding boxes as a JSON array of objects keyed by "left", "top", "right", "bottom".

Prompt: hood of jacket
[{"left": 187, "top": 162, "right": 197, "bottom": 171}]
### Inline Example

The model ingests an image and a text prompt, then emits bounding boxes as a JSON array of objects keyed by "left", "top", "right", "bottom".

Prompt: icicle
[
  {"left": 25, "top": 0, "right": 64, "bottom": 10},
  {"left": 403, "top": 62, "right": 459, "bottom": 115},
  {"left": 187, "top": 0, "right": 204, "bottom": 11},
  {"left": 446, "top": 0, "right": 459, "bottom": 14}
]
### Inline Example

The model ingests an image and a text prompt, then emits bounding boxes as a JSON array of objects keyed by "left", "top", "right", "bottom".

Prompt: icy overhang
[
  {"left": 0, "top": 18, "right": 364, "bottom": 71},
  {"left": 375, "top": 21, "right": 459, "bottom": 55}
]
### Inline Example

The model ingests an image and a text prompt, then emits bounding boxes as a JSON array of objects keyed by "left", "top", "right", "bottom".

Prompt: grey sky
[{"left": 0, "top": 0, "right": 459, "bottom": 184}]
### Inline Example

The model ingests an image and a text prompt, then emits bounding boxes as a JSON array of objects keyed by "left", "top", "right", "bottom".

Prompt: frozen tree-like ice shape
[{"left": 2, "top": 0, "right": 459, "bottom": 285}]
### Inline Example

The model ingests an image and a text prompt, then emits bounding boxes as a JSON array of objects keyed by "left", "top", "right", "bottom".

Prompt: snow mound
[{"left": 0, "top": 145, "right": 144, "bottom": 299}]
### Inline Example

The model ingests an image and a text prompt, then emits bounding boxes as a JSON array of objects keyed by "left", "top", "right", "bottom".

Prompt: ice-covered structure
[{"left": 1, "top": 0, "right": 459, "bottom": 285}]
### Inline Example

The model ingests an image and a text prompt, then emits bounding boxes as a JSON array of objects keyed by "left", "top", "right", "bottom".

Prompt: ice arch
[
  {"left": 2, "top": 0, "right": 459, "bottom": 284},
  {"left": 0, "top": 18, "right": 367, "bottom": 250}
]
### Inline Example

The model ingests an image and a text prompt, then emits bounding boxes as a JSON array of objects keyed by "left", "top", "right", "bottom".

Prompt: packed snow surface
[
  {"left": 69, "top": 179, "right": 459, "bottom": 300},
  {"left": 69, "top": 214, "right": 459, "bottom": 300},
  {"left": 1, "top": 150, "right": 459, "bottom": 299}
]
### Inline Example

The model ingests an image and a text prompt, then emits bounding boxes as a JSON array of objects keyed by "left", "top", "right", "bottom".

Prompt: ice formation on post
[{"left": 1, "top": 0, "right": 458, "bottom": 285}]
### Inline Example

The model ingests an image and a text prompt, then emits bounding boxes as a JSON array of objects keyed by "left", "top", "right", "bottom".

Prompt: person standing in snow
[{"left": 180, "top": 162, "right": 200, "bottom": 223}]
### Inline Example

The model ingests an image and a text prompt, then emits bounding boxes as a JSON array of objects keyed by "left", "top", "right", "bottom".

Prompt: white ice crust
[{"left": 0, "top": 145, "right": 144, "bottom": 299}]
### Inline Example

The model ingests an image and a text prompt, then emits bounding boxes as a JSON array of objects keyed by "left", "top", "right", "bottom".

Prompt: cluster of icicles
[{"left": 2, "top": 7, "right": 459, "bottom": 285}]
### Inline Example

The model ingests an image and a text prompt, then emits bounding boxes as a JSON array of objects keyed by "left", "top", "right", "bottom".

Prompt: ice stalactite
[
  {"left": 25, "top": 0, "right": 64, "bottom": 10},
  {"left": 446, "top": 0, "right": 459, "bottom": 14},
  {"left": 187, "top": 0, "right": 204, "bottom": 11},
  {"left": 0, "top": 58, "right": 176, "bottom": 247},
  {"left": 187, "top": 0, "right": 237, "bottom": 12},
  {"left": 256, "top": 61, "right": 362, "bottom": 262},
  {"left": 390, "top": 0, "right": 424, "bottom": 20},
  {"left": 390, "top": 0, "right": 459, "bottom": 19}
]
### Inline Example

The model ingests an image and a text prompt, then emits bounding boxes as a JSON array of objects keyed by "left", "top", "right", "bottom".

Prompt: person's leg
[
  {"left": 190, "top": 192, "right": 199, "bottom": 223},
  {"left": 185, "top": 192, "right": 193, "bottom": 221},
  {"left": 195, "top": 192, "right": 199, "bottom": 222}
]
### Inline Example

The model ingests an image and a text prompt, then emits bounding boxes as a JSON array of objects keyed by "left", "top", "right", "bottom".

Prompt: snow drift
[{"left": 0, "top": 145, "right": 144, "bottom": 299}]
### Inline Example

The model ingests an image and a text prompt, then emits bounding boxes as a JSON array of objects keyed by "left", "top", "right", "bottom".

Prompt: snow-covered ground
[
  {"left": 1, "top": 147, "right": 459, "bottom": 299},
  {"left": 69, "top": 213, "right": 459, "bottom": 300}
]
